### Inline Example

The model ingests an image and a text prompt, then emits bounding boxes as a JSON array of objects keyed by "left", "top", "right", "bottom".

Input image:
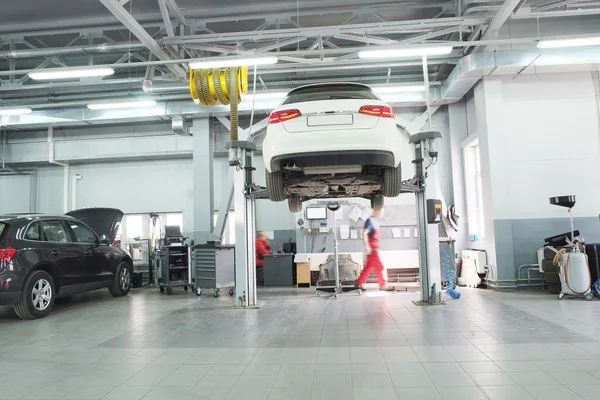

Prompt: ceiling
[{"left": 0, "top": 0, "right": 599, "bottom": 123}]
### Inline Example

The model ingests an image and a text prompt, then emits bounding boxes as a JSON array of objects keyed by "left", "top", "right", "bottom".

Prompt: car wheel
[
  {"left": 371, "top": 194, "right": 384, "bottom": 210},
  {"left": 266, "top": 169, "right": 286, "bottom": 202},
  {"left": 288, "top": 196, "right": 303, "bottom": 213},
  {"left": 381, "top": 164, "right": 402, "bottom": 197},
  {"left": 14, "top": 270, "right": 56, "bottom": 320},
  {"left": 109, "top": 262, "right": 132, "bottom": 297}
]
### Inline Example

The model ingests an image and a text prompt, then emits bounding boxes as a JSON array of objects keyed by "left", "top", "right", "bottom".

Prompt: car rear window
[{"left": 281, "top": 84, "right": 380, "bottom": 105}]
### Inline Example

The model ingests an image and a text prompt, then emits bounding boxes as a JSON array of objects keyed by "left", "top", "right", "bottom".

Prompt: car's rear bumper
[
  {"left": 0, "top": 291, "right": 20, "bottom": 306},
  {"left": 270, "top": 150, "right": 395, "bottom": 172}
]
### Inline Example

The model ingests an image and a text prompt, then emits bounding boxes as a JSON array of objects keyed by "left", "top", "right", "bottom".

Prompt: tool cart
[{"left": 192, "top": 243, "right": 235, "bottom": 297}]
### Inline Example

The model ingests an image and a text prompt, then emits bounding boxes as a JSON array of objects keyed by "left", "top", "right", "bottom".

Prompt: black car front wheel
[
  {"left": 109, "top": 262, "right": 132, "bottom": 297},
  {"left": 14, "top": 270, "right": 56, "bottom": 320}
]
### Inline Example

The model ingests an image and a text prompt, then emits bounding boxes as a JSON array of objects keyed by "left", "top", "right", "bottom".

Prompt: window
[
  {"left": 41, "top": 221, "right": 69, "bottom": 243},
  {"left": 282, "top": 84, "right": 380, "bottom": 105},
  {"left": 463, "top": 139, "right": 485, "bottom": 240},
  {"left": 166, "top": 214, "right": 183, "bottom": 235},
  {"left": 67, "top": 222, "right": 97, "bottom": 244},
  {"left": 213, "top": 211, "right": 235, "bottom": 245},
  {"left": 125, "top": 215, "right": 143, "bottom": 241},
  {"left": 24, "top": 222, "right": 42, "bottom": 241}
]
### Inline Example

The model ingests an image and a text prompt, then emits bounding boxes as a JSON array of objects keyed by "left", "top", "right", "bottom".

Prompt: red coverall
[
  {"left": 255, "top": 239, "right": 271, "bottom": 267},
  {"left": 356, "top": 217, "right": 387, "bottom": 287}
]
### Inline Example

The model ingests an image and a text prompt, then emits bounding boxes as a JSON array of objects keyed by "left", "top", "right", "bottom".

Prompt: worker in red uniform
[
  {"left": 355, "top": 208, "right": 391, "bottom": 291},
  {"left": 255, "top": 232, "right": 271, "bottom": 286}
]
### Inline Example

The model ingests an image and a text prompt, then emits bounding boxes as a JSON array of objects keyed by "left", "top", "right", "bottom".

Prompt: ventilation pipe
[{"left": 47, "top": 127, "right": 70, "bottom": 212}]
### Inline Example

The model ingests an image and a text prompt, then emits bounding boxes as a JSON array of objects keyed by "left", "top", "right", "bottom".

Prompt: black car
[{"left": 0, "top": 208, "right": 133, "bottom": 319}]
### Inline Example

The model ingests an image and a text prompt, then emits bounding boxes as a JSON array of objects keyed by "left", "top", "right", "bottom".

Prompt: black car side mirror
[{"left": 99, "top": 234, "right": 110, "bottom": 245}]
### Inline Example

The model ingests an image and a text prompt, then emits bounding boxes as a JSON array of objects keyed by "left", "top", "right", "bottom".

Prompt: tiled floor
[{"left": 1, "top": 287, "right": 600, "bottom": 399}]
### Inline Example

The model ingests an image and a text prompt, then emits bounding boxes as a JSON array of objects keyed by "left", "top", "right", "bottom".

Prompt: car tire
[
  {"left": 381, "top": 165, "right": 402, "bottom": 197},
  {"left": 109, "top": 262, "right": 132, "bottom": 297},
  {"left": 371, "top": 194, "right": 384, "bottom": 210},
  {"left": 266, "top": 169, "right": 286, "bottom": 202},
  {"left": 288, "top": 196, "right": 303, "bottom": 213},
  {"left": 14, "top": 270, "right": 56, "bottom": 320}
]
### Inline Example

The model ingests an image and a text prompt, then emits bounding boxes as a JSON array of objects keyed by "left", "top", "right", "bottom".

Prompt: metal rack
[
  {"left": 158, "top": 245, "right": 192, "bottom": 295},
  {"left": 192, "top": 243, "right": 235, "bottom": 297}
]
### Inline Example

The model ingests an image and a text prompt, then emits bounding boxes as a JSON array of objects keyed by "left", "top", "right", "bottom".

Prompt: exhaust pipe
[
  {"left": 288, "top": 160, "right": 296, "bottom": 168},
  {"left": 281, "top": 161, "right": 289, "bottom": 168}
]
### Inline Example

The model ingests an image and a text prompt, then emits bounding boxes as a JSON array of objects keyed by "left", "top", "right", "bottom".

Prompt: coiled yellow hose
[{"left": 189, "top": 66, "right": 248, "bottom": 141}]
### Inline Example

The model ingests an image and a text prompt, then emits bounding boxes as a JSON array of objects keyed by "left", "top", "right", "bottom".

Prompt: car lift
[{"left": 225, "top": 130, "right": 444, "bottom": 308}]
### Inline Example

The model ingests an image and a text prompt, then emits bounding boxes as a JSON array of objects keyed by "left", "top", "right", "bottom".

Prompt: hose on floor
[
  {"left": 189, "top": 66, "right": 248, "bottom": 141},
  {"left": 440, "top": 243, "right": 460, "bottom": 299}
]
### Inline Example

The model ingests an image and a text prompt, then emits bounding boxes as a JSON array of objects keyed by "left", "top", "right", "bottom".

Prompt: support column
[{"left": 192, "top": 118, "right": 215, "bottom": 244}]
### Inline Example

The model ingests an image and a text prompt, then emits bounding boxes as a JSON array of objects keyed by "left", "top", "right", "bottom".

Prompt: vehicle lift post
[
  {"left": 226, "top": 140, "right": 259, "bottom": 308},
  {"left": 408, "top": 131, "right": 444, "bottom": 305}
]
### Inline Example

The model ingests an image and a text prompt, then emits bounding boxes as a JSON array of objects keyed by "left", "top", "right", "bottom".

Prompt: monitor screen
[{"left": 306, "top": 207, "right": 327, "bottom": 220}]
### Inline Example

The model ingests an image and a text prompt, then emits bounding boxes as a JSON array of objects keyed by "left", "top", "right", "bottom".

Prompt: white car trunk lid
[{"left": 280, "top": 99, "right": 385, "bottom": 133}]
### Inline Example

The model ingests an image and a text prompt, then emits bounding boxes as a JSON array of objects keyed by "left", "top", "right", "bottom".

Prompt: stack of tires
[{"left": 541, "top": 247, "right": 561, "bottom": 294}]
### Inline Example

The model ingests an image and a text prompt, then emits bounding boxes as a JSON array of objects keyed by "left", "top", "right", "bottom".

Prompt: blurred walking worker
[{"left": 355, "top": 208, "right": 392, "bottom": 291}]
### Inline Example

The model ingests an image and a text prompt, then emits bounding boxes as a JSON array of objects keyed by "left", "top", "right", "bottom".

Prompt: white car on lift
[{"left": 262, "top": 82, "right": 403, "bottom": 212}]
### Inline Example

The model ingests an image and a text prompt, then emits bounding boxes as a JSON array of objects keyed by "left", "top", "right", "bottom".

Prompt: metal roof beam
[
  {"left": 333, "top": 33, "right": 397, "bottom": 46},
  {"left": 164, "top": 0, "right": 187, "bottom": 26},
  {"left": 157, "top": 0, "right": 175, "bottom": 37},
  {"left": 472, "top": 0, "right": 524, "bottom": 52},
  {"left": 536, "top": 0, "right": 582, "bottom": 11},
  {"left": 398, "top": 26, "right": 463, "bottom": 44},
  {"left": 164, "top": 17, "right": 488, "bottom": 45},
  {"left": 98, "top": 0, "right": 186, "bottom": 80}
]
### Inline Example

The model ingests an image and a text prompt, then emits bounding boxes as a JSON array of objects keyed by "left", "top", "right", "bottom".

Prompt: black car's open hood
[{"left": 66, "top": 208, "right": 123, "bottom": 243}]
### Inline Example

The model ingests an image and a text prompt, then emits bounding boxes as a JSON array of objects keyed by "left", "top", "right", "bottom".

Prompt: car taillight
[
  {"left": 269, "top": 109, "right": 302, "bottom": 124},
  {"left": 359, "top": 105, "right": 394, "bottom": 118},
  {"left": 0, "top": 248, "right": 17, "bottom": 268},
  {"left": 113, "top": 240, "right": 121, "bottom": 248}
]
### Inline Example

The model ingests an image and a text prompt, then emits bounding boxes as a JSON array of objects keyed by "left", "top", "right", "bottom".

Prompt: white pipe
[
  {"left": 47, "top": 127, "right": 70, "bottom": 212},
  {"left": 71, "top": 174, "right": 82, "bottom": 211}
]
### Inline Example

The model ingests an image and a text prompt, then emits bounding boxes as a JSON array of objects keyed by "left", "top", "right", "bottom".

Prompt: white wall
[
  {"left": 499, "top": 72, "right": 600, "bottom": 220},
  {"left": 0, "top": 174, "right": 33, "bottom": 214}
]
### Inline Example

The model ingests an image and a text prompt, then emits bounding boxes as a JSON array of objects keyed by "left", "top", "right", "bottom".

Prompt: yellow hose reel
[{"left": 189, "top": 66, "right": 248, "bottom": 140}]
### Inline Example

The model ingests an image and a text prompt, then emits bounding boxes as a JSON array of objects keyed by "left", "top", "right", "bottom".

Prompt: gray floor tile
[
  {"left": 390, "top": 373, "right": 435, "bottom": 388},
  {"left": 507, "top": 371, "right": 561, "bottom": 386},
  {"left": 314, "top": 363, "right": 351, "bottom": 375},
  {"left": 268, "top": 387, "right": 312, "bottom": 400},
  {"left": 354, "top": 387, "right": 397, "bottom": 400},
  {"left": 423, "top": 362, "right": 464, "bottom": 374},
  {"left": 481, "top": 386, "right": 535, "bottom": 400},
  {"left": 312, "top": 374, "right": 352, "bottom": 387},
  {"left": 350, "top": 347, "right": 385, "bottom": 364},
  {"left": 352, "top": 374, "right": 394, "bottom": 388},
  {"left": 63, "top": 385, "right": 117, "bottom": 400},
  {"left": 310, "top": 386, "right": 354, "bottom": 400},
  {"left": 496, "top": 361, "right": 542, "bottom": 372},
  {"left": 235, "top": 374, "right": 276, "bottom": 388},
  {"left": 523, "top": 385, "right": 583, "bottom": 400},
  {"left": 548, "top": 370, "right": 600, "bottom": 385},
  {"left": 284, "top": 349, "right": 318, "bottom": 364},
  {"left": 218, "top": 349, "right": 259, "bottom": 365},
  {"left": 468, "top": 372, "right": 518, "bottom": 386},
  {"left": 394, "top": 387, "right": 442, "bottom": 400},
  {"left": 101, "top": 385, "right": 153, "bottom": 400},
  {"left": 187, "top": 386, "right": 232, "bottom": 400},
  {"left": 351, "top": 363, "right": 389, "bottom": 375},
  {"left": 460, "top": 361, "right": 503, "bottom": 373},
  {"left": 226, "top": 386, "right": 271, "bottom": 400},
  {"left": 534, "top": 360, "right": 581, "bottom": 372},
  {"left": 244, "top": 365, "right": 281, "bottom": 376},
  {"left": 317, "top": 348, "right": 350, "bottom": 364},
  {"left": 567, "top": 384, "right": 600, "bottom": 400},
  {"left": 21, "top": 386, "right": 74, "bottom": 400},
  {"left": 439, "top": 387, "right": 488, "bottom": 400},
  {"left": 209, "top": 365, "right": 248, "bottom": 375},
  {"left": 158, "top": 372, "right": 203, "bottom": 387},
  {"left": 273, "top": 373, "right": 314, "bottom": 387},
  {"left": 429, "top": 372, "right": 476, "bottom": 387},
  {"left": 142, "top": 386, "right": 190, "bottom": 400},
  {"left": 278, "top": 364, "right": 316, "bottom": 375},
  {"left": 196, "top": 374, "right": 240, "bottom": 388},
  {"left": 386, "top": 362, "right": 425, "bottom": 374}
]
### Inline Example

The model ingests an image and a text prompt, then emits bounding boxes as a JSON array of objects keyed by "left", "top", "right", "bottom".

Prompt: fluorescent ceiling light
[
  {"left": 0, "top": 107, "right": 32, "bottom": 116},
  {"left": 358, "top": 46, "right": 453, "bottom": 59},
  {"left": 29, "top": 67, "right": 115, "bottom": 80},
  {"left": 246, "top": 91, "right": 288, "bottom": 100},
  {"left": 537, "top": 36, "right": 600, "bottom": 49},
  {"left": 87, "top": 100, "right": 156, "bottom": 110},
  {"left": 373, "top": 85, "right": 426, "bottom": 94},
  {"left": 189, "top": 56, "right": 278, "bottom": 69}
]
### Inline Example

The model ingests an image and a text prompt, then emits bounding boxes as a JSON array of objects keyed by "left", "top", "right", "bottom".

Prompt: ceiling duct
[
  {"left": 3, "top": 46, "right": 600, "bottom": 129},
  {"left": 172, "top": 117, "right": 192, "bottom": 135}
]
